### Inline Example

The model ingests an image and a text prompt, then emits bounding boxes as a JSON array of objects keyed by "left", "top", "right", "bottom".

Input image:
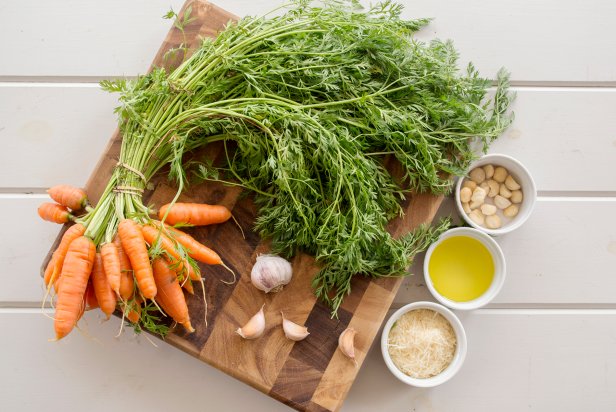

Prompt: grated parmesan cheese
[{"left": 387, "top": 309, "right": 456, "bottom": 379}]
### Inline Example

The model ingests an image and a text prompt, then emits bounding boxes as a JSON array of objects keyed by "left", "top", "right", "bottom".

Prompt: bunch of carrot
[{"left": 39, "top": 184, "right": 234, "bottom": 340}]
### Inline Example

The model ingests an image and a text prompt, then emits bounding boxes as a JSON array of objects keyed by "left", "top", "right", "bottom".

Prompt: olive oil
[{"left": 428, "top": 236, "right": 494, "bottom": 302}]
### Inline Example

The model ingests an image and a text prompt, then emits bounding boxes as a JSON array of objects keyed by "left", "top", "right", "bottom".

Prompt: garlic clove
[
  {"left": 510, "top": 190, "right": 523, "bottom": 204},
  {"left": 469, "top": 200, "right": 483, "bottom": 210},
  {"left": 460, "top": 187, "right": 472, "bottom": 203},
  {"left": 487, "top": 180, "right": 499, "bottom": 198},
  {"left": 499, "top": 184, "right": 512, "bottom": 198},
  {"left": 469, "top": 209, "right": 485, "bottom": 225},
  {"left": 485, "top": 214, "right": 502, "bottom": 229},
  {"left": 494, "top": 195, "right": 512, "bottom": 210},
  {"left": 493, "top": 166, "right": 507, "bottom": 183},
  {"left": 505, "top": 175, "right": 521, "bottom": 191},
  {"left": 480, "top": 204, "right": 497, "bottom": 216},
  {"left": 471, "top": 187, "right": 487, "bottom": 204},
  {"left": 483, "top": 164, "right": 495, "bottom": 179},
  {"left": 281, "top": 312, "right": 309, "bottom": 341},
  {"left": 338, "top": 327, "right": 357, "bottom": 363},
  {"left": 504, "top": 204, "right": 520, "bottom": 217},
  {"left": 236, "top": 304, "right": 266, "bottom": 339},
  {"left": 462, "top": 202, "right": 472, "bottom": 214},
  {"left": 470, "top": 187, "right": 486, "bottom": 209},
  {"left": 469, "top": 167, "right": 486, "bottom": 184},
  {"left": 251, "top": 254, "right": 293, "bottom": 293},
  {"left": 462, "top": 180, "right": 477, "bottom": 191}
]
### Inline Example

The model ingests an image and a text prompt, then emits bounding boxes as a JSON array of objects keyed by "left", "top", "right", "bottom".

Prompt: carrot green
[{"left": 86, "top": 0, "right": 513, "bottom": 316}]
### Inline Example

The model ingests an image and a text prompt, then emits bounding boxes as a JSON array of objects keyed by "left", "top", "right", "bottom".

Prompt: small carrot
[
  {"left": 158, "top": 202, "right": 231, "bottom": 226},
  {"left": 47, "top": 185, "right": 87, "bottom": 210},
  {"left": 38, "top": 202, "right": 72, "bottom": 224},
  {"left": 100, "top": 243, "right": 121, "bottom": 295},
  {"left": 114, "top": 235, "right": 134, "bottom": 301},
  {"left": 182, "top": 278, "right": 194, "bottom": 295},
  {"left": 118, "top": 219, "right": 156, "bottom": 299},
  {"left": 43, "top": 254, "right": 57, "bottom": 287},
  {"left": 165, "top": 226, "right": 223, "bottom": 265},
  {"left": 124, "top": 298, "right": 141, "bottom": 324},
  {"left": 54, "top": 236, "right": 96, "bottom": 340},
  {"left": 152, "top": 258, "right": 194, "bottom": 333},
  {"left": 45, "top": 223, "right": 87, "bottom": 287},
  {"left": 141, "top": 225, "right": 199, "bottom": 281},
  {"left": 85, "top": 280, "right": 99, "bottom": 311},
  {"left": 92, "top": 253, "right": 117, "bottom": 319}
]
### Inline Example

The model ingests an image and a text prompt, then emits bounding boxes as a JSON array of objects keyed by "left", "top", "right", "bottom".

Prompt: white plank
[
  {"left": 0, "top": 311, "right": 288, "bottom": 412},
  {"left": 4, "top": 195, "right": 616, "bottom": 306},
  {"left": 2, "top": 84, "right": 616, "bottom": 191},
  {"left": 1, "top": 0, "right": 615, "bottom": 82},
  {"left": 490, "top": 88, "right": 616, "bottom": 192},
  {"left": 396, "top": 197, "right": 616, "bottom": 307},
  {"left": 346, "top": 310, "right": 616, "bottom": 411},
  {"left": 0, "top": 196, "right": 59, "bottom": 304},
  {"left": 0, "top": 84, "right": 117, "bottom": 188},
  {"left": 1, "top": 310, "right": 614, "bottom": 411},
  {"left": 406, "top": 0, "right": 616, "bottom": 84},
  {"left": 0, "top": 0, "right": 185, "bottom": 77}
]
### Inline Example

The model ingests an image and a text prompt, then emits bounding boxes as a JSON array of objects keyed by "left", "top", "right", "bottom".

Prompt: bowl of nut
[{"left": 455, "top": 154, "right": 536, "bottom": 236}]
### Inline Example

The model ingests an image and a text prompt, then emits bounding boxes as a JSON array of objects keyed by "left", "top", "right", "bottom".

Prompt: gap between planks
[
  {"left": 2, "top": 79, "right": 616, "bottom": 91},
  {"left": 2, "top": 190, "right": 616, "bottom": 199},
  {"left": 4, "top": 306, "right": 616, "bottom": 316},
  {"left": 0, "top": 76, "right": 136, "bottom": 84}
]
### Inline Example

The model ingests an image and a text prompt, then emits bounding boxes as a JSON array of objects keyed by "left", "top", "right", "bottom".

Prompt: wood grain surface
[{"left": 41, "top": 1, "right": 442, "bottom": 410}]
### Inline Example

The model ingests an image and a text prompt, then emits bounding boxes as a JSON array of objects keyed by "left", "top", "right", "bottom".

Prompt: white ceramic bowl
[
  {"left": 455, "top": 154, "right": 536, "bottom": 236},
  {"left": 423, "top": 227, "right": 506, "bottom": 310},
  {"left": 381, "top": 301, "right": 467, "bottom": 387}
]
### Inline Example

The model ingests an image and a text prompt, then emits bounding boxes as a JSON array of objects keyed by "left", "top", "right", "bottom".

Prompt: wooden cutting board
[{"left": 42, "top": 1, "right": 443, "bottom": 410}]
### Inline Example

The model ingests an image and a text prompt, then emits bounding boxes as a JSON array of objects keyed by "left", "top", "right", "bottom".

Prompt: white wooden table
[{"left": 1, "top": 1, "right": 615, "bottom": 410}]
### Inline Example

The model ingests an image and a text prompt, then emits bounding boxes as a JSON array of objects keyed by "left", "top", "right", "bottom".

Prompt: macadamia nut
[
  {"left": 483, "top": 164, "right": 494, "bottom": 179},
  {"left": 469, "top": 167, "right": 486, "bottom": 184}
]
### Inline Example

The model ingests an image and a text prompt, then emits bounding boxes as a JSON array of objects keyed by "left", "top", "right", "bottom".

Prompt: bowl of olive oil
[{"left": 424, "top": 227, "right": 506, "bottom": 310}]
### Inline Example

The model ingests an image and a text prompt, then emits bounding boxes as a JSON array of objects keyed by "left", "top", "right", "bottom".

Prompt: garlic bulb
[
  {"left": 250, "top": 254, "right": 292, "bottom": 293},
  {"left": 236, "top": 305, "right": 266, "bottom": 339},
  {"left": 281, "top": 312, "right": 310, "bottom": 341},
  {"left": 338, "top": 327, "right": 357, "bottom": 364}
]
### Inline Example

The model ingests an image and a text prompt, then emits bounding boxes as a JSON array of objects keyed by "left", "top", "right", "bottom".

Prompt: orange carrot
[
  {"left": 45, "top": 223, "right": 86, "bottom": 287},
  {"left": 124, "top": 298, "right": 141, "bottom": 324},
  {"left": 43, "top": 254, "right": 57, "bottom": 287},
  {"left": 152, "top": 258, "right": 194, "bottom": 333},
  {"left": 38, "top": 202, "right": 72, "bottom": 224},
  {"left": 85, "top": 280, "right": 99, "bottom": 311},
  {"left": 151, "top": 221, "right": 222, "bottom": 265},
  {"left": 100, "top": 243, "right": 121, "bottom": 295},
  {"left": 54, "top": 236, "right": 96, "bottom": 340},
  {"left": 141, "top": 225, "right": 199, "bottom": 281},
  {"left": 141, "top": 225, "right": 182, "bottom": 261},
  {"left": 114, "top": 235, "right": 134, "bottom": 301},
  {"left": 164, "top": 225, "right": 223, "bottom": 265},
  {"left": 47, "top": 185, "right": 87, "bottom": 210},
  {"left": 92, "top": 253, "right": 117, "bottom": 319},
  {"left": 118, "top": 219, "right": 156, "bottom": 299},
  {"left": 182, "top": 278, "right": 194, "bottom": 295},
  {"left": 55, "top": 276, "right": 63, "bottom": 295},
  {"left": 158, "top": 202, "right": 231, "bottom": 226}
]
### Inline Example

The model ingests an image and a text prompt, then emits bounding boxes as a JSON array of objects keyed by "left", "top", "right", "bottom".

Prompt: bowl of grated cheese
[{"left": 381, "top": 301, "right": 467, "bottom": 387}]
